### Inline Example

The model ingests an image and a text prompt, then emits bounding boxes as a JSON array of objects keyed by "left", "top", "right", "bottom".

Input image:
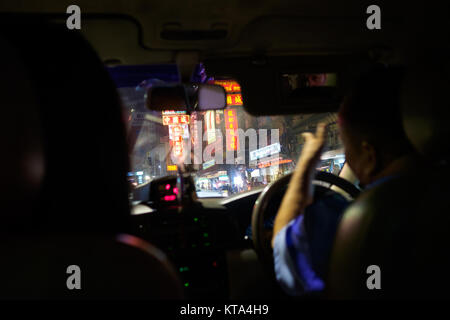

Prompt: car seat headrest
[
  {"left": 0, "top": 37, "right": 45, "bottom": 229},
  {"left": 400, "top": 50, "right": 450, "bottom": 163}
]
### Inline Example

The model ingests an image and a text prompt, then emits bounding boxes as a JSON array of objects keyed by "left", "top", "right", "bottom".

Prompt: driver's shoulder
[{"left": 337, "top": 173, "right": 418, "bottom": 239}]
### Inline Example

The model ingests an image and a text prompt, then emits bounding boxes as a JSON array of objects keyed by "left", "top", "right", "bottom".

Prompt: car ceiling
[{"left": 0, "top": 0, "right": 418, "bottom": 66}]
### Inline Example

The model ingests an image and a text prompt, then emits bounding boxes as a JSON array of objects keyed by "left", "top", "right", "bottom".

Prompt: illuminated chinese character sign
[
  {"left": 162, "top": 110, "right": 189, "bottom": 158},
  {"left": 224, "top": 108, "right": 239, "bottom": 151},
  {"left": 226, "top": 94, "right": 243, "bottom": 106},
  {"left": 213, "top": 80, "right": 243, "bottom": 107},
  {"left": 168, "top": 124, "right": 189, "bottom": 140},
  {"left": 213, "top": 80, "right": 243, "bottom": 151},
  {"left": 212, "top": 80, "right": 241, "bottom": 93},
  {"left": 162, "top": 112, "right": 190, "bottom": 126}
]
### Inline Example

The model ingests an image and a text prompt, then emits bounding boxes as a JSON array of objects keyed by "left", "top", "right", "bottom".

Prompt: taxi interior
[{"left": 0, "top": 1, "right": 449, "bottom": 300}]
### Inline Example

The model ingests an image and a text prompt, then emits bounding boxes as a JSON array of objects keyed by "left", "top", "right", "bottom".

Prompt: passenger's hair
[
  {"left": 1, "top": 24, "right": 131, "bottom": 235},
  {"left": 338, "top": 65, "right": 415, "bottom": 166}
]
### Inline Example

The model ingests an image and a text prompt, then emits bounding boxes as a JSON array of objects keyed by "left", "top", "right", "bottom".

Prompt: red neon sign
[
  {"left": 226, "top": 94, "right": 243, "bottom": 106},
  {"left": 163, "top": 195, "right": 177, "bottom": 202},
  {"left": 162, "top": 115, "right": 190, "bottom": 126},
  {"left": 213, "top": 80, "right": 243, "bottom": 106},
  {"left": 258, "top": 159, "right": 293, "bottom": 168},
  {"left": 213, "top": 80, "right": 241, "bottom": 93},
  {"left": 173, "top": 140, "right": 183, "bottom": 156},
  {"left": 224, "top": 108, "right": 239, "bottom": 151}
]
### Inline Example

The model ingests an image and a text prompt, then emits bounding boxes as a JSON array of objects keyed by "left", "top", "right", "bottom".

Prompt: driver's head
[{"left": 338, "top": 65, "right": 415, "bottom": 187}]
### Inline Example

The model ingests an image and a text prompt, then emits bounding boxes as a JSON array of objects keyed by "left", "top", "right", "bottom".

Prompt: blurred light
[
  {"left": 145, "top": 175, "right": 151, "bottom": 181},
  {"left": 163, "top": 195, "right": 176, "bottom": 201},
  {"left": 212, "top": 261, "right": 217, "bottom": 267},
  {"left": 165, "top": 184, "right": 171, "bottom": 190},
  {"left": 233, "top": 175, "right": 243, "bottom": 187},
  {"left": 184, "top": 282, "right": 189, "bottom": 287},
  {"left": 173, "top": 187, "right": 179, "bottom": 195}
]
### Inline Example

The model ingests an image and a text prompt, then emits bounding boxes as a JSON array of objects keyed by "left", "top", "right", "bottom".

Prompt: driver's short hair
[{"left": 338, "top": 65, "right": 415, "bottom": 164}]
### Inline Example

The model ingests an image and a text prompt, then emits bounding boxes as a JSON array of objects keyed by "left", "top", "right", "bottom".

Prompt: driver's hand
[
  {"left": 297, "top": 122, "right": 327, "bottom": 168},
  {"left": 295, "top": 123, "right": 327, "bottom": 205},
  {"left": 272, "top": 123, "right": 327, "bottom": 248}
]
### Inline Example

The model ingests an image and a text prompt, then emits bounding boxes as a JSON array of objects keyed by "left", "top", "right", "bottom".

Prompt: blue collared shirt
[
  {"left": 273, "top": 176, "right": 396, "bottom": 295},
  {"left": 273, "top": 191, "right": 349, "bottom": 295}
]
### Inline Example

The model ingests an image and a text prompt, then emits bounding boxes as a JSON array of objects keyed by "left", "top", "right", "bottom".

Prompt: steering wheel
[{"left": 251, "top": 170, "right": 361, "bottom": 275}]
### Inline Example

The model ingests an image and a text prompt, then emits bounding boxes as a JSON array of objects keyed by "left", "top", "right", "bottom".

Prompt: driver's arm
[{"left": 271, "top": 123, "right": 327, "bottom": 248}]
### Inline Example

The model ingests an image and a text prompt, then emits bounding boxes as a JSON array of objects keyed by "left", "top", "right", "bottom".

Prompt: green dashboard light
[
  {"left": 203, "top": 233, "right": 209, "bottom": 237},
  {"left": 204, "top": 242, "right": 211, "bottom": 247},
  {"left": 194, "top": 218, "right": 199, "bottom": 222},
  {"left": 184, "top": 282, "right": 189, "bottom": 287}
]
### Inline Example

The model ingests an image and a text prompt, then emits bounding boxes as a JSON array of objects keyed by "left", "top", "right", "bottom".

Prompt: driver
[{"left": 272, "top": 65, "right": 417, "bottom": 296}]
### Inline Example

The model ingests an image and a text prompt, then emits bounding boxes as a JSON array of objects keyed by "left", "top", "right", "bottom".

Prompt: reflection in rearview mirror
[{"left": 280, "top": 73, "right": 339, "bottom": 108}]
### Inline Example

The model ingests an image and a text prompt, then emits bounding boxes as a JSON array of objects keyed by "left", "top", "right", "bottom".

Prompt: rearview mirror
[
  {"left": 146, "top": 85, "right": 187, "bottom": 111},
  {"left": 146, "top": 83, "right": 226, "bottom": 112},
  {"left": 197, "top": 84, "right": 227, "bottom": 110}
]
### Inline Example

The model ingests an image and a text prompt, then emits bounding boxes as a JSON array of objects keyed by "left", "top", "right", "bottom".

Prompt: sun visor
[{"left": 204, "top": 54, "right": 371, "bottom": 116}]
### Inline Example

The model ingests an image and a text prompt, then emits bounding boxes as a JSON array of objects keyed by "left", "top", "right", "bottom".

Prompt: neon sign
[
  {"left": 258, "top": 158, "right": 292, "bottom": 168},
  {"left": 226, "top": 94, "right": 243, "bottom": 106},
  {"left": 162, "top": 114, "right": 190, "bottom": 126},
  {"left": 213, "top": 80, "right": 243, "bottom": 106},
  {"left": 213, "top": 80, "right": 241, "bottom": 93},
  {"left": 224, "top": 108, "right": 239, "bottom": 151},
  {"left": 162, "top": 110, "right": 189, "bottom": 159},
  {"left": 168, "top": 124, "right": 189, "bottom": 140}
]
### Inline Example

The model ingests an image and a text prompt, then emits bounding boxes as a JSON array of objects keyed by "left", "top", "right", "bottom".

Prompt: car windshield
[{"left": 110, "top": 65, "right": 344, "bottom": 200}]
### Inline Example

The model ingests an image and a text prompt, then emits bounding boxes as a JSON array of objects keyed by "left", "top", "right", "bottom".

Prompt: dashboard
[
  {"left": 129, "top": 172, "right": 355, "bottom": 299},
  {"left": 130, "top": 177, "right": 265, "bottom": 299}
]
